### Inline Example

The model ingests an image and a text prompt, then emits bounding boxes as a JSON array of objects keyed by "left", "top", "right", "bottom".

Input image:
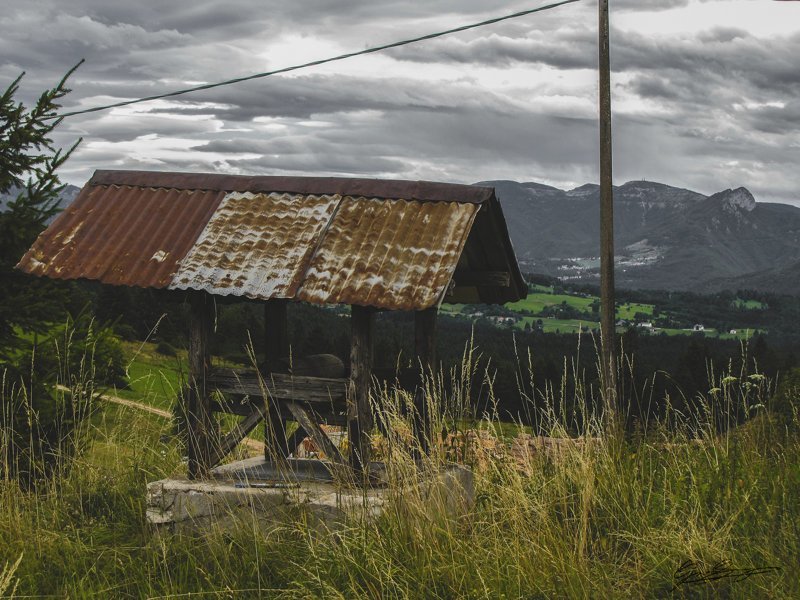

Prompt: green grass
[
  {"left": 513, "top": 316, "right": 597, "bottom": 334},
  {"left": 110, "top": 341, "right": 187, "bottom": 410},
  {"left": 508, "top": 291, "right": 596, "bottom": 314},
  {"left": 112, "top": 341, "right": 247, "bottom": 411},
  {"left": 2, "top": 344, "right": 798, "bottom": 598},
  {"left": 733, "top": 298, "right": 767, "bottom": 310},
  {"left": 617, "top": 301, "right": 655, "bottom": 319}
]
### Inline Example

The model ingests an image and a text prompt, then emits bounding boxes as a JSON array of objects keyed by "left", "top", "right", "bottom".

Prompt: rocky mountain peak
[
  {"left": 706, "top": 187, "right": 757, "bottom": 213},
  {"left": 724, "top": 187, "right": 756, "bottom": 212}
]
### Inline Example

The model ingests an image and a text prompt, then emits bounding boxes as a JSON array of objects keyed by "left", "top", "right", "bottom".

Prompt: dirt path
[
  {"left": 60, "top": 385, "right": 266, "bottom": 453},
  {"left": 104, "top": 392, "right": 266, "bottom": 453},
  {"left": 104, "top": 393, "right": 172, "bottom": 419}
]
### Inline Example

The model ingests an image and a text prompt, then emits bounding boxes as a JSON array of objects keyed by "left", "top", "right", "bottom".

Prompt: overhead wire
[{"left": 47, "top": 0, "right": 580, "bottom": 120}]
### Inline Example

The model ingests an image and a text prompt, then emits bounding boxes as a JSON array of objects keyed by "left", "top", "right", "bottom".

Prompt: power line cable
[{"left": 48, "top": 0, "right": 580, "bottom": 120}]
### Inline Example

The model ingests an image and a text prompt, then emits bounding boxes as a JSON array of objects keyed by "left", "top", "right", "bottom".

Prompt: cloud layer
[{"left": 1, "top": 0, "right": 799, "bottom": 204}]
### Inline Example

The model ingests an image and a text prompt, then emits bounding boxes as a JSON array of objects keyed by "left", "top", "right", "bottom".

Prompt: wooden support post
[
  {"left": 266, "top": 406, "right": 291, "bottom": 458},
  {"left": 188, "top": 291, "right": 214, "bottom": 479},
  {"left": 264, "top": 299, "right": 290, "bottom": 458},
  {"left": 264, "top": 299, "right": 289, "bottom": 372},
  {"left": 348, "top": 305, "right": 374, "bottom": 475},
  {"left": 414, "top": 307, "right": 438, "bottom": 454}
]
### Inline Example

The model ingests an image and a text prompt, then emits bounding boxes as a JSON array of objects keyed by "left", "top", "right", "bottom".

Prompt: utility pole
[{"left": 598, "top": 0, "right": 617, "bottom": 428}]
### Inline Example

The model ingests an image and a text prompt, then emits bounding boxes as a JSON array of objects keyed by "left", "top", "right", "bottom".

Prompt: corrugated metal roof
[
  {"left": 297, "top": 197, "right": 478, "bottom": 309},
  {"left": 18, "top": 184, "right": 224, "bottom": 287},
  {"left": 16, "top": 170, "right": 526, "bottom": 309},
  {"left": 171, "top": 192, "right": 340, "bottom": 300}
]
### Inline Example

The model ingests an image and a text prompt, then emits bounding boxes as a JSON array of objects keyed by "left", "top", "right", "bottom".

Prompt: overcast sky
[{"left": 2, "top": 0, "right": 799, "bottom": 204}]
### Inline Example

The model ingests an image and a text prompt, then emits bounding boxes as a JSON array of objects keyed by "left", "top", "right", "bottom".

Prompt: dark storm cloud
[
  {"left": 141, "top": 74, "right": 521, "bottom": 122},
  {"left": 736, "top": 100, "right": 800, "bottom": 135},
  {"left": 390, "top": 30, "right": 596, "bottom": 69},
  {"left": 186, "top": 100, "right": 601, "bottom": 187},
  {"left": 393, "top": 23, "right": 800, "bottom": 96}
]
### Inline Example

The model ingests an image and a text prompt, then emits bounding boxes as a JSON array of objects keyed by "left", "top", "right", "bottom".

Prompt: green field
[
  {"left": 733, "top": 298, "right": 768, "bottom": 310},
  {"left": 507, "top": 291, "right": 596, "bottom": 314},
  {"left": 443, "top": 285, "right": 761, "bottom": 339}
]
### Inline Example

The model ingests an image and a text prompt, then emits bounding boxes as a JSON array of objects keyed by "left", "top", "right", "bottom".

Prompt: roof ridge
[{"left": 88, "top": 170, "right": 495, "bottom": 204}]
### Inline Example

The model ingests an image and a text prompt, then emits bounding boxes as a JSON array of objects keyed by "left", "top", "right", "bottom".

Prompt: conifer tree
[{"left": 0, "top": 63, "right": 82, "bottom": 360}]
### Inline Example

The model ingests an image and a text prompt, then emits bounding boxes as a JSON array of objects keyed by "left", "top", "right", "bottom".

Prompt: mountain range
[
  {"left": 4, "top": 179, "right": 800, "bottom": 294},
  {"left": 482, "top": 179, "right": 800, "bottom": 293}
]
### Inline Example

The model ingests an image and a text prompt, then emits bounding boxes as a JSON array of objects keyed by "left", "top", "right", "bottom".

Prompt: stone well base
[{"left": 146, "top": 457, "right": 474, "bottom": 530}]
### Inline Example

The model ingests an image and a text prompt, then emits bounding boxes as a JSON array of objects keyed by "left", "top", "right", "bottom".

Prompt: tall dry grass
[{"left": 0, "top": 336, "right": 797, "bottom": 598}]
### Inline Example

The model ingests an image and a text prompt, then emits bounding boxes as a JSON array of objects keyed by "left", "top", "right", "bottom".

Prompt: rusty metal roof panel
[
  {"left": 296, "top": 197, "right": 479, "bottom": 310},
  {"left": 170, "top": 192, "right": 340, "bottom": 299},
  {"left": 17, "top": 170, "right": 526, "bottom": 309},
  {"left": 16, "top": 184, "right": 224, "bottom": 288}
]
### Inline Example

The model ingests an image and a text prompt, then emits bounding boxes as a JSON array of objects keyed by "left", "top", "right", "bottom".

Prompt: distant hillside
[
  {"left": 0, "top": 183, "right": 81, "bottom": 221},
  {"left": 481, "top": 179, "right": 800, "bottom": 293}
]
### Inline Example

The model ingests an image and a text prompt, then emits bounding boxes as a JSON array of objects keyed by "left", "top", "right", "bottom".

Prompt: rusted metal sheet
[
  {"left": 16, "top": 184, "right": 224, "bottom": 287},
  {"left": 171, "top": 192, "right": 340, "bottom": 299},
  {"left": 16, "top": 170, "right": 527, "bottom": 309},
  {"left": 297, "top": 197, "right": 478, "bottom": 310}
]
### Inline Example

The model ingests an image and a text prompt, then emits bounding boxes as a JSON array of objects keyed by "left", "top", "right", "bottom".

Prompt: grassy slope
[
  {"left": 1, "top": 342, "right": 799, "bottom": 598},
  {"left": 112, "top": 341, "right": 188, "bottom": 410}
]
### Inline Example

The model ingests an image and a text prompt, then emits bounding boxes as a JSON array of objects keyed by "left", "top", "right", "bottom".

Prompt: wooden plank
[
  {"left": 208, "top": 371, "right": 348, "bottom": 405},
  {"left": 208, "top": 404, "right": 267, "bottom": 468},
  {"left": 349, "top": 305, "right": 374, "bottom": 474},
  {"left": 414, "top": 307, "right": 438, "bottom": 455},
  {"left": 188, "top": 291, "right": 214, "bottom": 479},
  {"left": 210, "top": 398, "right": 347, "bottom": 425},
  {"left": 452, "top": 270, "right": 510, "bottom": 287},
  {"left": 211, "top": 398, "right": 258, "bottom": 417},
  {"left": 284, "top": 402, "right": 346, "bottom": 465}
]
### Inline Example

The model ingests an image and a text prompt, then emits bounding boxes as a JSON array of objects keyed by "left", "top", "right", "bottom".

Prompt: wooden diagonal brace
[
  {"left": 284, "top": 401, "right": 346, "bottom": 466},
  {"left": 208, "top": 404, "right": 267, "bottom": 468}
]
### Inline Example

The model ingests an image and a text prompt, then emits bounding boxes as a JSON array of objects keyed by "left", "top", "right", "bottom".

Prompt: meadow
[
  {"left": 0, "top": 341, "right": 798, "bottom": 598},
  {"left": 443, "top": 285, "right": 759, "bottom": 340}
]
